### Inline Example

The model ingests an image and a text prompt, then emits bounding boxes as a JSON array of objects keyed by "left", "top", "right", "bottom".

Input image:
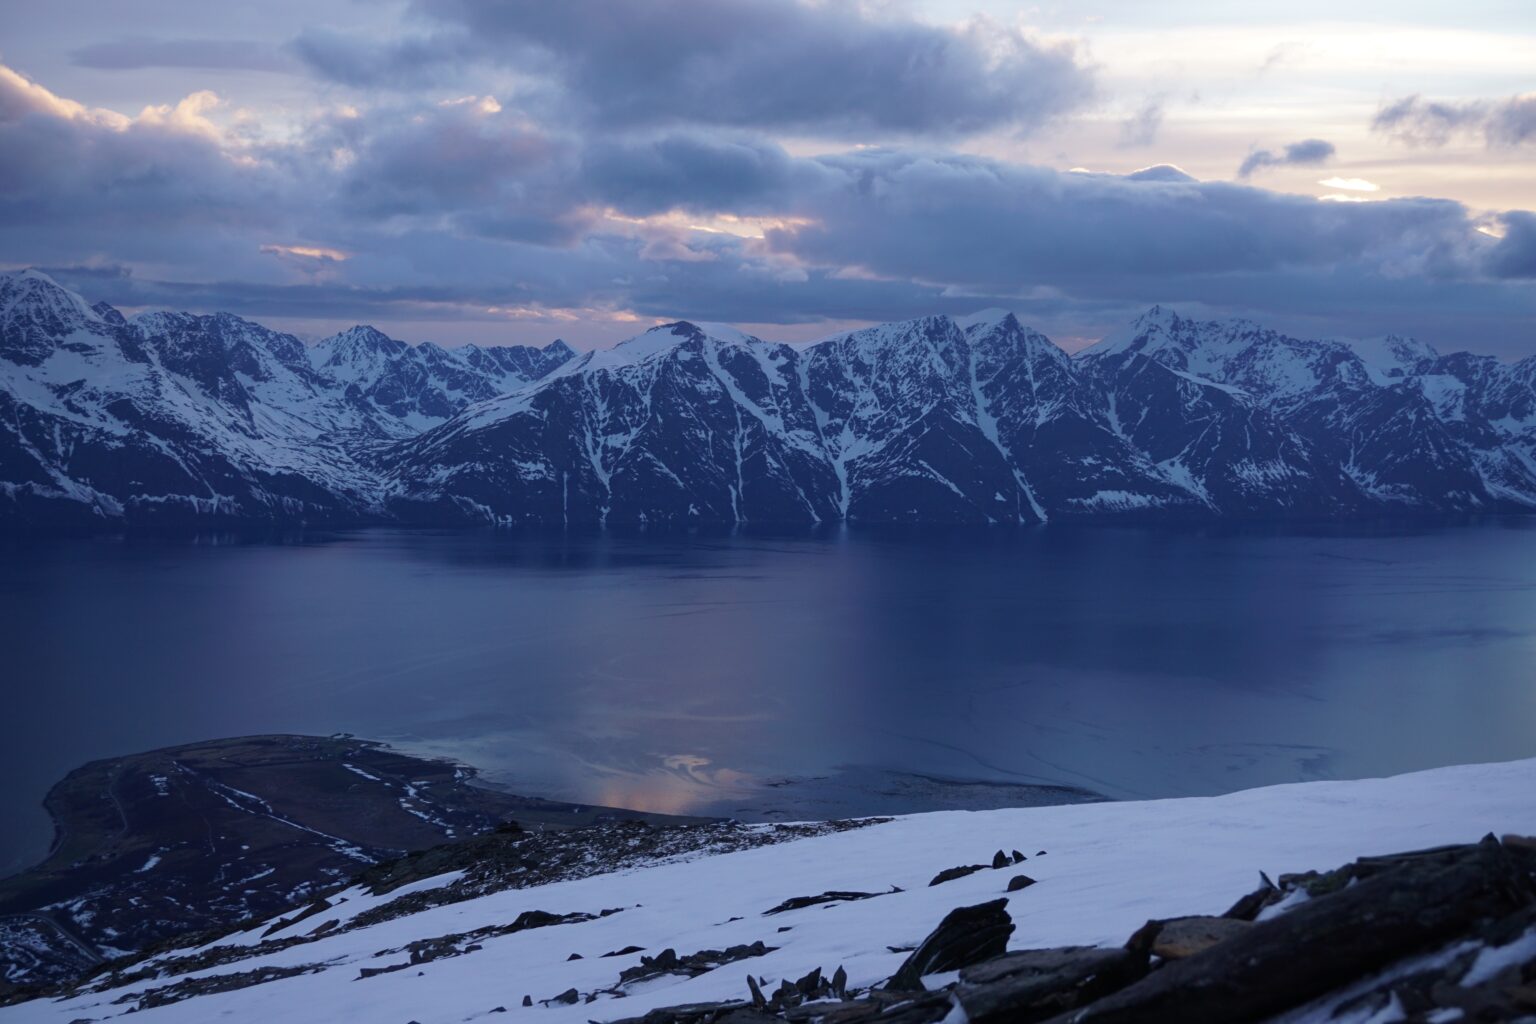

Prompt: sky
[{"left": 1, "top": 0, "right": 1534, "bottom": 354}]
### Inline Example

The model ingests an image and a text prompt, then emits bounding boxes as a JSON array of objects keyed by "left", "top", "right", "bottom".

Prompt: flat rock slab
[
  {"left": 956, "top": 946, "right": 1148, "bottom": 1024},
  {"left": 1145, "top": 916, "right": 1253, "bottom": 959}
]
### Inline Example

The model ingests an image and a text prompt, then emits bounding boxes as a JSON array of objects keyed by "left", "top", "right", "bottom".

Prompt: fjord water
[{"left": 3, "top": 523, "right": 1535, "bottom": 874}]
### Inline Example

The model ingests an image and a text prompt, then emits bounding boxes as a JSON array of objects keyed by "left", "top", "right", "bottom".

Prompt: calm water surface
[{"left": 3, "top": 522, "right": 1535, "bottom": 873}]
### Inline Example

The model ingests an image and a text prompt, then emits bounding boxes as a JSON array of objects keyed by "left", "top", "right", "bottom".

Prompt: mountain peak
[
  {"left": 329, "top": 324, "right": 400, "bottom": 346},
  {"left": 955, "top": 308, "right": 1016, "bottom": 331},
  {"left": 1, "top": 268, "right": 103, "bottom": 330},
  {"left": 1135, "top": 304, "right": 1183, "bottom": 328},
  {"left": 15, "top": 267, "right": 62, "bottom": 287},
  {"left": 1075, "top": 305, "right": 1189, "bottom": 361}
]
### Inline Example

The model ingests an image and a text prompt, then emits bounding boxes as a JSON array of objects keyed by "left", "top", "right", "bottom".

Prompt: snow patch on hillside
[{"left": 9, "top": 758, "right": 1535, "bottom": 1024}]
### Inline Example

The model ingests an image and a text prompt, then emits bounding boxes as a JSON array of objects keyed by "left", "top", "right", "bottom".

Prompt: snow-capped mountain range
[{"left": 3, "top": 269, "right": 1534, "bottom": 530}]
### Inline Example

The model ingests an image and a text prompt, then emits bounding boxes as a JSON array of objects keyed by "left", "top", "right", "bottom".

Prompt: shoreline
[
  {"left": 0, "top": 733, "right": 1102, "bottom": 994},
  {"left": 0, "top": 733, "right": 710, "bottom": 993}
]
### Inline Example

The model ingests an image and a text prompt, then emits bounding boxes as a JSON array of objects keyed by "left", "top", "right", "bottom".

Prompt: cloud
[
  {"left": 770, "top": 152, "right": 1485, "bottom": 293},
  {"left": 1373, "top": 93, "right": 1536, "bottom": 148},
  {"left": 2, "top": 62, "right": 1533, "bottom": 355},
  {"left": 1124, "top": 164, "right": 1196, "bottom": 183},
  {"left": 1486, "top": 212, "right": 1536, "bottom": 279},
  {"left": 1237, "top": 138, "right": 1335, "bottom": 178},
  {"left": 0, "top": 65, "right": 126, "bottom": 126},
  {"left": 578, "top": 134, "right": 805, "bottom": 217},
  {"left": 294, "top": 0, "right": 1095, "bottom": 139},
  {"left": 1318, "top": 177, "right": 1380, "bottom": 192},
  {"left": 1117, "top": 98, "right": 1163, "bottom": 148},
  {"left": 0, "top": 65, "right": 275, "bottom": 242},
  {"left": 287, "top": 29, "right": 477, "bottom": 90},
  {"left": 70, "top": 37, "right": 297, "bottom": 73}
]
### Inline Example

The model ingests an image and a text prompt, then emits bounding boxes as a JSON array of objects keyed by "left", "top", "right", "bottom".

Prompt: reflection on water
[{"left": 3, "top": 520, "right": 1535, "bottom": 872}]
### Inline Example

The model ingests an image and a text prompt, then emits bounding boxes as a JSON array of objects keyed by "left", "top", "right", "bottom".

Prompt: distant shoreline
[
  {"left": 0, "top": 733, "right": 707, "bottom": 993},
  {"left": 0, "top": 732, "right": 1103, "bottom": 995}
]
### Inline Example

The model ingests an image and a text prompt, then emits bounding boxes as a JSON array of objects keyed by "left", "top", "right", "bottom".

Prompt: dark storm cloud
[
  {"left": 70, "top": 37, "right": 297, "bottom": 73},
  {"left": 314, "top": 101, "right": 572, "bottom": 221},
  {"left": 1487, "top": 212, "right": 1536, "bottom": 279},
  {"left": 1236, "top": 138, "right": 1335, "bottom": 178},
  {"left": 1374, "top": 94, "right": 1536, "bottom": 148},
  {"left": 2, "top": 63, "right": 1534, "bottom": 354},
  {"left": 770, "top": 150, "right": 1482, "bottom": 292},
  {"left": 287, "top": 30, "right": 478, "bottom": 89},
  {"left": 578, "top": 134, "right": 807, "bottom": 217},
  {"left": 294, "top": 0, "right": 1095, "bottom": 139}
]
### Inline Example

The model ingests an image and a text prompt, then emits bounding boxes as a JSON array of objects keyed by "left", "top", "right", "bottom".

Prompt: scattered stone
[
  {"left": 640, "top": 837, "right": 1536, "bottom": 1024},
  {"left": 618, "top": 942, "right": 776, "bottom": 986},
  {"left": 1035, "top": 851, "right": 1047, "bottom": 857},
  {"left": 928, "top": 864, "right": 988, "bottom": 887},
  {"left": 521, "top": 995, "right": 532, "bottom": 1007},
  {"left": 991, "top": 851, "right": 1010, "bottom": 869},
  {"left": 328, "top": 817, "right": 887, "bottom": 944},
  {"left": 113, "top": 964, "right": 327, "bottom": 1011},
  {"left": 356, "top": 963, "right": 408, "bottom": 979},
  {"left": 568, "top": 953, "right": 584, "bottom": 960},
  {"left": 261, "top": 898, "right": 334, "bottom": 938},
  {"left": 1006, "top": 875, "right": 1036, "bottom": 893},
  {"left": 764, "top": 889, "right": 899, "bottom": 915},
  {"left": 543, "top": 988, "right": 579, "bottom": 1006},
  {"left": 1011, "top": 851, "right": 1027, "bottom": 864},
  {"left": 602, "top": 946, "right": 646, "bottom": 958},
  {"left": 887, "top": 899, "right": 1015, "bottom": 991},
  {"left": 364, "top": 906, "right": 624, "bottom": 974}
]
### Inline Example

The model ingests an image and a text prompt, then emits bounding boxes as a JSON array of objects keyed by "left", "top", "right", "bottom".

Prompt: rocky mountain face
[
  {"left": 3, "top": 270, "right": 1534, "bottom": 530},
  {"left": 0, "top": 270, "right": 572, "bottom": 530}
]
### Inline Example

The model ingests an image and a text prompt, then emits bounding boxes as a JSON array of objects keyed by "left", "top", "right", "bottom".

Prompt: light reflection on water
[{"left": 2, "top": 520, "right": 1535, "bottom": 872}]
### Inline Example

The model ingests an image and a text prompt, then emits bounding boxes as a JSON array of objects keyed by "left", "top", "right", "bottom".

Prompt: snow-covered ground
[{"left": 6, "top": 758, "right": 1534, "bottom": 1024}]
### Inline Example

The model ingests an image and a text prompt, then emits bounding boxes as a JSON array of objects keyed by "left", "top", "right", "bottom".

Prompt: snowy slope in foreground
[{"left": 8, "top": 758, "right": 1535, "bottom": 1024}]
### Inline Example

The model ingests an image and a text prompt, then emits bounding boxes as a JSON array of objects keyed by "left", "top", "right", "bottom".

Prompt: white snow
[
  {"left": 6, "top": 758, "right": 1534, "bottom": 1024},
  {"left": 1461, "top": 923, "right": 1536, "bottom": 986},
  {"left": 953, "top": 309, "right": 1014, "bottom": 331},
  {"left": 7, "top": 271, "right": 1536, "bottom": 523},
  {"left": 1345, "top": 334, "right": 1438, "bottom": 382}
]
